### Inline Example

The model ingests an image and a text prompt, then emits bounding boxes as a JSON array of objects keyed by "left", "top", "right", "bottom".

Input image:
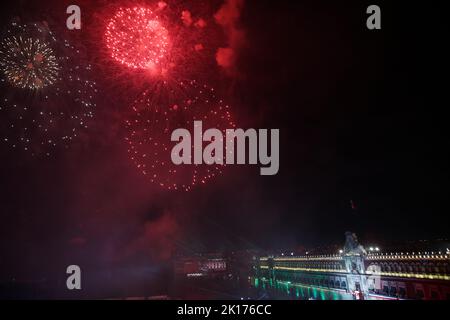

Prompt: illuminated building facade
[
  {"left": 174, "top": 255, "right": 227, "bottom": 278},
  {"left": 252, "top": 235, "right": 450, "bottom": 300}
]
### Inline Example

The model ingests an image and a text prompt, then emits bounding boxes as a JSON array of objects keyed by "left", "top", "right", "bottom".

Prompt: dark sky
[{"left": 0, "top": 0, "right": 449, "bottom": 292}]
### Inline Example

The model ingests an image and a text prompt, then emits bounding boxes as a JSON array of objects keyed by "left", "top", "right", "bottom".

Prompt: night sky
[{"left": 0, "top": 0, "right": 449, "bottom": 295}]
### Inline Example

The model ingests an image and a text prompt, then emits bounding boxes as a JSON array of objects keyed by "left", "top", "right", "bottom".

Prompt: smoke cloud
[
  {"left": 214, "top": 0, "right": 245, "bottom": 75},
  {"left": 125, "top": 212, "right": 180, "bottom": 261}
]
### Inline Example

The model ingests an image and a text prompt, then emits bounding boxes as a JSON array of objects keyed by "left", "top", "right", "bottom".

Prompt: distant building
[
  {"left": 174, "top": 254, "right": 227, "bottom": 278},
  {"left": 252, "top": 233, "right": 450, "bottom": 300}
]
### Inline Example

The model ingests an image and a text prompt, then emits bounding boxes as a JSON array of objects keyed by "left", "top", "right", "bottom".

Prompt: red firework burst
[
  {"left": 105, "top": 6, "right": 170, "bottom": 70},
  {"left": 95, "top": 1, "right": 224, "bottom": 85},
  {"left": 125, "top": 80, "right": 235, "bottom": 191}
]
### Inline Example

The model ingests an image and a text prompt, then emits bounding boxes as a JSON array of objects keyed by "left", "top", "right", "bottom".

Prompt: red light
[{"left": 105, "top": 7, "right": 169, "bottom": 70}]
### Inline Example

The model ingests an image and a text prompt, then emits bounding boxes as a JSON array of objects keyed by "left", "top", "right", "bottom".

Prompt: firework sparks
[
  {"left": 125, "top": 80, "right": 235, "bottom": 191},
  {"left": 0, "top": 36, "right": 60, "bottom": 90},
  {"left": 93, "top": 1, "right": 224, "bottom": 87},
  {"left": 0, "top": 22, "right": 97, "bottom": 156},
  {"left": 105, "top": 6, "right": 170, "bottom": 70}
]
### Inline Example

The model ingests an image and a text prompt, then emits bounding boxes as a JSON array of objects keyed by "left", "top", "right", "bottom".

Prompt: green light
[
  {"left": 312, "top": 287, "right": 318, "bottom": 299},
  {"left": 320, "top": 290, "right": 326, "bottom": 300}
]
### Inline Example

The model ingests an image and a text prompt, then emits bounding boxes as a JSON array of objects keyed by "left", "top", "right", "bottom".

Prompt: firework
[
  {"left": 125, "top": 80, "right": 235, "bottom": 191},
  {"left": 105, "top": 6, "right": 170, "bottom": 70},
  {"left": 97, "top": 1, "right": 223, "bottom": 84},
  {"left": 0, "top": 22, "right": 97, "bottom": 156},
  {"left": 0, "top": 35, "right": 59, "bottom": 90}
]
